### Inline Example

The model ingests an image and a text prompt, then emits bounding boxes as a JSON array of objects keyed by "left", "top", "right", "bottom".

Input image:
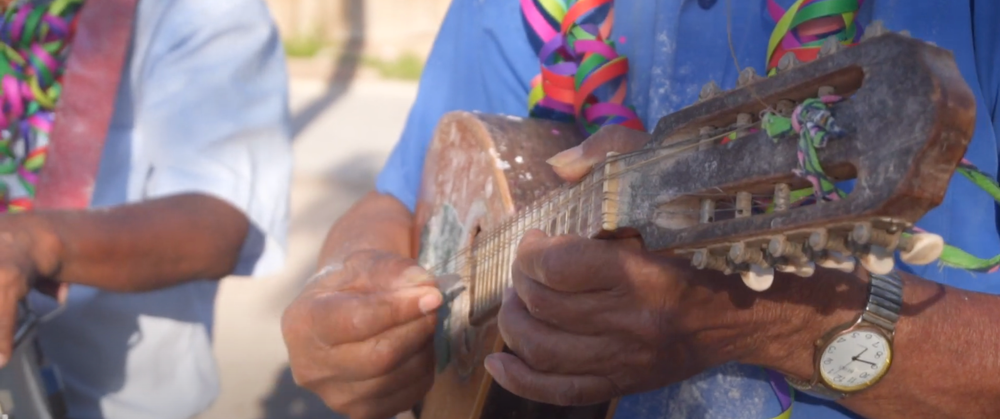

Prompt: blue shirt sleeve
[
  {"left": 973, "top": 0, "right": 1000, "bottom": 149},
  {"left": 375, "top": 0, "right": 539, "bottom": 212}
]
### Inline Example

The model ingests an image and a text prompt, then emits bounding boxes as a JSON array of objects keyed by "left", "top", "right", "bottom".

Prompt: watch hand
[
  {"left": 853, "top": 347, "right": 868, "bottom": 358},
  {"left": 854, "top": 358, "right": 877, "bottom": 367}
]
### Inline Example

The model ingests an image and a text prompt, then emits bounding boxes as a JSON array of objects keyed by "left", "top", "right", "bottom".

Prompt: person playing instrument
[
  {"left": 0, "top": 0, "right": 291, "bottom": 418},
  {"left": 282, "top": 0, "right": 1000, "bottom": 418}
]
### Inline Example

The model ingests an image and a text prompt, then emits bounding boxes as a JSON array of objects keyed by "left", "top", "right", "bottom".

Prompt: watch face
[{"left": 819, "top": 328, "right": 892, "bottom": 392}]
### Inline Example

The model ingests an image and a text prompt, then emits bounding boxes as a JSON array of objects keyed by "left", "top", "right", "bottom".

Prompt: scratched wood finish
[
  {"left": 35, "top": 0, "right": 138, "bottom": 210},
  {"left": 413, "top": 112, "right": 612, "bottom": 419},
  {"left": 615, "top": 34, "right": 976, "bottom": 254}
]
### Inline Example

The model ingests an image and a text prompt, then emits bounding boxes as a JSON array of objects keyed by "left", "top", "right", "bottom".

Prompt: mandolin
[{"left": 411, "top": 28, "right": 976, "bottom": 419}]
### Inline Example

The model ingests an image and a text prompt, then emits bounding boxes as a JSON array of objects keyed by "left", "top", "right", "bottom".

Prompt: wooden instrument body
[{"left": 413, "top": 113, "right": 614, "bottom": 419}]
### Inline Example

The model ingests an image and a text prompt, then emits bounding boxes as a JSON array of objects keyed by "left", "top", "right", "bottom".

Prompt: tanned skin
[
  {"left": 283, "top": 131, "right": 1000, "bottom": 419},
  {"left": 0, "top": 193, "right": 249, "bottom": 366}
]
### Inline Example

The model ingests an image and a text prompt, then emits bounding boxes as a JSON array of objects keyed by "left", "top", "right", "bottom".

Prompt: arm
[
  {"left": 760, "top": 270, "right": 1000, "bottom": 419},
  {"left": 16, "top": 193, "right": 248, "bottom": 293},
  {"left": 317, "top": 192, "right": 414, "bottom": 267}
]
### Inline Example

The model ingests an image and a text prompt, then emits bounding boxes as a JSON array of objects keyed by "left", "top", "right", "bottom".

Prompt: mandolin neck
[{"left": 464, "top": 162, "right": 621, "bottom": 324}]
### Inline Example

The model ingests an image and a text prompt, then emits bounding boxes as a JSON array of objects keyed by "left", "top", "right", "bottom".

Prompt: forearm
[
  {"left": 318, "top": 191, "right": 415, "bottom": 267},
  {"left": 749, "top": 269, "right": 1000, "bottom": 418},
  {"left": 17, "top": 193, "right": 249, "bottom": 292}
]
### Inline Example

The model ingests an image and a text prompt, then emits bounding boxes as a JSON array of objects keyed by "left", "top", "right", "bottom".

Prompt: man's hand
[
  {"left": 0, "top": 220, "right": 56, "bottom": 366},
  {"left": 484, "top": 127, "right": 826, "bottom": 406},
  {"left": 485, "top": 230, "right": 788, "bottom": 405},
  {"left": 282, "top": 250, "right": 443, "bottom": 419}
]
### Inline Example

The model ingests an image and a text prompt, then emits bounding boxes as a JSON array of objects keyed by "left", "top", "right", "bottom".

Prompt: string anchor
[
  {"left": 699, "top": 81, "right": 722, "bottom": 101},
  {"left": 777, "top": 53, "right": 802, "bottom": 73},
  {"left": 862, "top": 20, "right": 887, "bottom": 42},
  {"left": 737, "top": 67, "right": 763, "bottom": 87},
  {"left": 818, "top": 37, "right": 843, "bottom": 57}
]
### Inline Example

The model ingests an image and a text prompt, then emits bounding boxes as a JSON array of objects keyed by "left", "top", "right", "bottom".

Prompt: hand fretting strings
[{"left": 423, "top": 121, "right": 761, "bottom": 284}]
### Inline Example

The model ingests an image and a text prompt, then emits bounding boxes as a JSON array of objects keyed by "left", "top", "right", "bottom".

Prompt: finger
[
  {"left": 484, "top": 352, "right": 619, "bottom": 407},
  {"left": 510, "top": 269, "right": 619, "bottom": 334},
  {"left": 325, "top": 310, "right": 437, "bottom": 381},
  {"left": 515, "top": 230, "right": 642, "bottom": 292},
  {"left": 498, "top": 289, "right": 618, "bottom": 375},
  {"left": 347, "top": 370, "right": 435, "bottom": 419},
  {"left": 546, "top": 125, "right": 650, "bottom": 182},
  {"left": 0, "top": 295, "right": 16, "bottom": 367},
  {"left": 307, "top": 286, "right": 442, "bottom": 347},
  {"left": 312, "top": 342, "right": 434, "bottom": 412},
  {"left": 341, "top": 251, "right": 434, "bottom": 291},
  {"left": 0, "top": 273, "right": 26, "bottom": 367}
]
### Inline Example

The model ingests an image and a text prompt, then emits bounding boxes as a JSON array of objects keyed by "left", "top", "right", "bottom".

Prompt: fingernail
[
  {"left": 0, "top": 353, "right": 7, "bottom": 368},
  {"left": 484, "top": 355, "right": 505, "bottom": 380},
  {"left": 418, "top": 292, "right": 443, "bottom": 314},
  {"left": 398, "top": 265, "right": 431, "bottom": 286},
  {"left": 546, "top": 146, "right": 583, "bottom": 168}
]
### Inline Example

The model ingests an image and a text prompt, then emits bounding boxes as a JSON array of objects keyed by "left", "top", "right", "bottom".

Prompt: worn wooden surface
[
  {"left": 618, "top": 33, "right": 975, "bottom": 254},
  {"left": 414, "top": 112, "right": 612, "bottom": 419}
]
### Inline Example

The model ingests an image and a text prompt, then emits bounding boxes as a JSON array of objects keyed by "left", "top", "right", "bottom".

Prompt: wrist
[
  {"left": 738, "top": 267, "right": 868, "bottom": 379},
  {"left": 1, "top": 212, "right": 65, "bottom": 281}
]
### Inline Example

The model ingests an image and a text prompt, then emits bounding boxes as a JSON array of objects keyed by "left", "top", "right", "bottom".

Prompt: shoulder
[{"left": 133, "top": 0, "right": 278, "bottom": 54}]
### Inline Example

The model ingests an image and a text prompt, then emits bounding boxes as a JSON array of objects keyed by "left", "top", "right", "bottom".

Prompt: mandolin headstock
[{"left": 602, "top": 27, "right": 977, "bottom": 290}]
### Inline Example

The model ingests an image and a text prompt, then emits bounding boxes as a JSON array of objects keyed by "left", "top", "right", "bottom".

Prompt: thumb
[{"left": 546, "top": 125, "right": 651, "bottom": 182}]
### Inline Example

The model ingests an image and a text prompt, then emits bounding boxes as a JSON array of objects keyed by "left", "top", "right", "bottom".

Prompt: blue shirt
[{"left": 377, "top": 1, "right": 1000, "bottom": 418}]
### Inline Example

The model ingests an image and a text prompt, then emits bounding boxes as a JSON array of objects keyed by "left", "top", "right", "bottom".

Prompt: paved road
[{"left": 196, "top": 78, "right": 418, "bottom": 419}]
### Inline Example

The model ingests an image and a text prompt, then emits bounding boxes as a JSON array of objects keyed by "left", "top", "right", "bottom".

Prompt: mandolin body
[{"left": 412, "top": 112, "right": 615, "bottom": 419}]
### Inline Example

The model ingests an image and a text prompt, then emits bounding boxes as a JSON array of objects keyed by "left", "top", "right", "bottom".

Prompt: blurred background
[{"left": 194, "top": 1, "right": 449, "bottom": 418}]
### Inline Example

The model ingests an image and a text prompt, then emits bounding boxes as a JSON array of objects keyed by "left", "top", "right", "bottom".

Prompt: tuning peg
[
  {"left": 699, "top": 198, "right": 715, "bottom": 223},
  {"left": 735, "top": 191, "right": 752, "bottom": 218},
  {"left": 735, "top": 113, "right": 753, "bottom": 141},
  {"left": 698, "top": 126, "right": 716, "bottom": 151},
  {"left": 862, "top": 20, "right": 887, "bottom": 42},
  {"left": 809, "top": 229, "right": 851, "bottom": 254},
  {"left": 773, "top": 184, "right": 791, "bottom": 212},
  {"left": 777, "top": 53, "right": 802, "bottom": 72},
  {"left": 775, "top": 100, "right": 796, "bottom": 117},
  {"left": 741, "top": 264, "right": 775, "bottom": 292},
  {"left": 816, "top": 251, "right": 857, "bottom": 273},
  {"left": 699, "top": 81, "right": 722, "bottom": 101},
  {"left": 691, "top": 249, "right": 729, "bottom": 272},
  {"left": 818, "top": 37, "right": 843, "bottom": 57},
  {"left": 898, "top": 232, "right": 945, "bottom": 265},
  {"left": 776, "top": 261, "right": 816, "bottom": 278},
  {"left": 859, "top": 245, "right": 895, "bottom": 274},
  {"left": 729, "top": 242, "right": 765, "bottom": 265},
  {"left": 737, "top": 67, "right": 763, "bottom": 87}
]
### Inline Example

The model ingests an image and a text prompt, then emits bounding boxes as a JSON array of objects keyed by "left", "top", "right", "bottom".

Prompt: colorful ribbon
[
  {"left": 521, "top": 0, "right": 644, "bottom": 135},
  {"left": 0, "top": 0, "right": 82, "bottom": 213},
  {"left": 766, "top": 0, "right": 864, "bottom": 76}
]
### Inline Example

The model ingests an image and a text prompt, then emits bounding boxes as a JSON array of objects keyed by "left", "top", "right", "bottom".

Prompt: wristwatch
[{"left": 785, "top": 270, "right": 903, "bottom": 399}]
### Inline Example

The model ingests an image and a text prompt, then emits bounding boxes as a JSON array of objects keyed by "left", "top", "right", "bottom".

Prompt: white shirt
[{"left": 27, "top": 0, "right": 292, "bottom": 418}]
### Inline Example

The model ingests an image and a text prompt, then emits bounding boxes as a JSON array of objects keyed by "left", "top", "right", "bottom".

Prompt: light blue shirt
[
  {"left": 27, "top": 1, "right": 292, "bottom": 418},
  {"left": 376, "top": 1, "right": 1000, "bottom": 418}
]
